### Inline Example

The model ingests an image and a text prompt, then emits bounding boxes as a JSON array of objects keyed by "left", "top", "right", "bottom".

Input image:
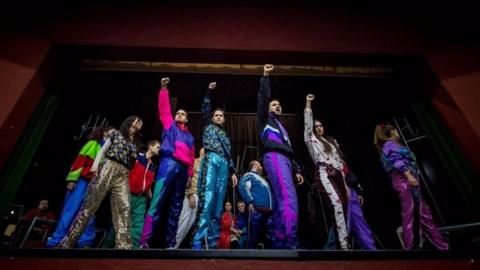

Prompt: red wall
[
  {"left": 426, "top": 45, "right": 480, "bottom": 171},
  {"left": 1, "top": 257, "right": 478, "bottom": 270},
  {"left": 1, "top": 6, "right": 479, "bottom": 170},
  {"left": 0, "top": 34, "right": 51, "bottom": 168}
]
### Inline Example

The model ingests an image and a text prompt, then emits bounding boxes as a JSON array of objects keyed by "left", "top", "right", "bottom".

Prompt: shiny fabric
[
  {"left": 60, "top": 159, "right": 132, "bottom": 249},
  {"left": 191, "top": 152, "right": 229, "bottom": 249},
  {"left": 174, "top": 194, "right": 198, "bottom": 248},
  {"left": 158, "top": 87, "right": 195, "bottom": 175},
  {"left": 185, "top": 157, "right": 202, "bottom": 196},
  {"left": 102, "top": 194, "right": 147, "bottom": 249},
  {"left": 128, "top": 153, "right": 155, "bottom": 195},
  {"left": 263, "top": 151, "right": 298, "bottom": 249},
  {"left": 46, "top": 178, "right": 96, "bottom": 248},
  {"left": 140, "top": 156, "right": 189, "bottom": 248},
  {"left": 200, "top": 89, "right": 235, "bottom": 172},
  {"left": 382, "top": 140, "right": 448, "bottom": 250},
  {"left": 66, "top": 140, "right": 103, "bottom": 181},
  {"left": 347, "top": 189, "right": 376, "bottom": 250},
  {"left": 257, "top": 77, "right": 295, "bottom": 160},
  {"left": 218, "top": 212, "right": 234, "bottom": 249},
  {"left": 391, "top": 171, "right": 449, "bottom": 250},
  {"left": 130, "top": 194, "right": 147, "bottom": 248},
  {"left": 105, "top": 130, "right": 138, "bottom": 169},
  {"left": 381, "top": 140, "right": 417, "bottom": 174},
  {"left": 315, "top": 163, "right": 349, "bottom": 250},
  {"left": 237, "top": 172, "right": 272, "bottom": 209}
]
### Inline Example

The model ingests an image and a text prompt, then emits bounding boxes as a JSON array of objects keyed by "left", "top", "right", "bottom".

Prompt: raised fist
[
  {"left": 161, "top": 77, "right": 170, "bottom": 87},
  {"left": 208, "top": 82, "right": 217, "bottom": 90},
  {"left": 306, "top": 94, "right": 315, "bottom": 101},
  {"left": 264, "top": 64, "right": 274, "bottom": 73}
]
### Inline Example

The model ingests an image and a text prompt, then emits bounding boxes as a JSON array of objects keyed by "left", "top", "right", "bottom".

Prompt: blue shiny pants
[
  {"left": 140, "top": 156, "right": 188, "bottom": 248},
  {"left": 191, "top": 152, "right": 229, "bottom": 249},
  {"left": 47, "top": 178, "right": 96, "bottom": 248}
]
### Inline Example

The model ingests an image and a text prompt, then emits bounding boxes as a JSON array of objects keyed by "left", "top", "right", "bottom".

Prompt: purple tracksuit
[
  {"left": 257, "top": 77, "right": 301, "bottom": 249},
  {"left": 139, "top": 87, "right": 195, "bottom": 248},
  {"left": 381, "top": 140, "right": 448, "bottom": 250}
]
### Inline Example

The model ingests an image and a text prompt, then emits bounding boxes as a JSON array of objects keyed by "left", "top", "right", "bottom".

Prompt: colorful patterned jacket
[
  {"left": 381, "top": 140, "right": 418, "bottom": 175},
  {"left": 201, "top": 89, "right": 235, "bottom": 173},
  {"left": 158, "top": 87, "right": 195, "bottom": 176},
  {"left": 66, "top": 139, "right": 104, "bottom": 182},
  {"left": 129, "top": 152, "right": 155, "bottom": 195}
]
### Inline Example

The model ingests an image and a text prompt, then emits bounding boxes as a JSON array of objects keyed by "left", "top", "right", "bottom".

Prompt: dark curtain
[
  {"left": 413, "top": 101, "right": 480, "bottom": 220},
  {"left": 0, "top": 91, "right": 61, "bottom": 226},
  {"left": 181, "top": 112, "right": 309, "bottom": 175}
]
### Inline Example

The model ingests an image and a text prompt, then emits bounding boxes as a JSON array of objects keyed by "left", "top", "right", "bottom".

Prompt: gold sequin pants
[{"left": 60, "top": 159, "right": 132, "bottom": 249}]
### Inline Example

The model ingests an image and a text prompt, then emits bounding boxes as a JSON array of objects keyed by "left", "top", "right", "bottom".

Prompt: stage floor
[
  {"left": 2, "top": 248, "right": 479, "bottom": 270},
  {"left": 1, "top": 248, "right": 479, "bottom": 260}
]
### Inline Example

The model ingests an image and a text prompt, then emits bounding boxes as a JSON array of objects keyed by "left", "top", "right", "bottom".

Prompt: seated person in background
[
  {"left": 23, "top": 199, "right": 56, "bottom": 221},
  {"left": 218, "top": 201, "right": 241, "bottom": 249},
  {"left": 233, "top": 201, "right": 248, "bottom": 249},
  {"left": 16, "top": 199, "right": 56, "bottom": 247}
]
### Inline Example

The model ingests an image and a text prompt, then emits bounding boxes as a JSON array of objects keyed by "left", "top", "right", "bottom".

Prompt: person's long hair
[
  {"left": 87, "top": 125, "right": 115, "bottom": 141},
  {"left": 314, "top": 119, "right": 343, "bottom": 158},
  {"left": 373, "top": 123, "right": 396, "bottom": 152},
  {"left": 119, "top": 115, "right": 142, "bottom": 146},
  {"left": 87, "top": 127, "right": 103, "bottom": 141}
]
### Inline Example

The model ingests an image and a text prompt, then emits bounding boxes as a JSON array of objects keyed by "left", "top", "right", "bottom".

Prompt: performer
[
  {"left": 257, "top": 64, "right": 304, "bottom": 249},
  {"left": 60, "top": 116, "right": 143, "bottom": 249},
  {"left": 304, "top": 94, "right": 349, "bottom": 249},
  {"left": 342, "top": 164, "right": 376, "bottom": 250},
  {"left": 139, "top": 78, "right": 195, "bottom": 249},
  {"left": 233, "top": 201, "right": 248, "bottom": 249},
  {"left": 191, "top": 82, "right": 238, "bottom": 249},
  {"left": 18, "top": 198, "right": 56, "bottom": 247},
  {"left": 374, "top": 123, "right": 448, "bottom": 250},
  {"left": 217, "top": 201, "right": 239, "bottom": 249},
  {"left": 237, "top": 160, "right": 274, "bottom": 249},
  {"left": 103, "top": 140, "right": 160, "bottom": 248},
  {"left": 47, "top": 126, "right": 114, "bottom": 248},
  {"left": 174, "top": 148, "right": 205, "bottom": 249}
]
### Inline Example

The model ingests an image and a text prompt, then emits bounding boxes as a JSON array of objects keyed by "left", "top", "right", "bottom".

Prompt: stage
[{"left": 1, "top": 249, "right": 479, "bottom": 270}]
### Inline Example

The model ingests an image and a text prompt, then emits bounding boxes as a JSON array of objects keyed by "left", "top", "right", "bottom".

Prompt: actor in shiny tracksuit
[
  {"left": 191, "top": 82, "right": 238, "bottom": 249},
  {"left": 237, "top": 160, "right": 274, "bottom": 249},
  {"left": 257, "top": 65, "right": 304, "bottom": 249},
  {"left": 47, "top": 134, "right": 107, "bottom": 248},
  {"left": 140, "top": 78, "right": 195, "bottom": 248},
  {"left": 376, "top": 124, "right": 448, "bottom": 250},
  {"left": 60, "top": 116, "right": 143, "bottom": 249}
]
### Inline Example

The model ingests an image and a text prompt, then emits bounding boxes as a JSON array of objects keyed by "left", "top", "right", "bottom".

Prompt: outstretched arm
[
  {"left": 201, "top": 82, "right": 217, "bottom": 125},
  {"left": 91, "top": 137, "right": 112, "bottom": 175},
  {"left": 257, "top": 64, "right": 274, "bottom": 132},
  {"left": 304, "top": 94, "right": 315, "bottom": 142},
  {"left": 158, "top": 77, "right": 174, "bottom": 129}
]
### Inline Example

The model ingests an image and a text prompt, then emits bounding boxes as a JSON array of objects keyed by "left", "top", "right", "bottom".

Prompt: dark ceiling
[{"left": 1, "top": 1, "right": 479, "bottom": 42}]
